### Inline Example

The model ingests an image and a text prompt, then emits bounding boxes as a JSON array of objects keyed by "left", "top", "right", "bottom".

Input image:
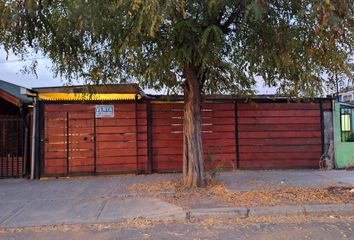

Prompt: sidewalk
[{"left": 0, "top": 170, "right": 353, "bottom": 228}]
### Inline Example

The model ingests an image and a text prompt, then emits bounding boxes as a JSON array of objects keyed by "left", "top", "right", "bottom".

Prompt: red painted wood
[
  {"left": 237, "top": 103, "right": 320, "bottom": 110},
  {"left": 96, "top": 164, "right": 140, "bottom": 172},
  {"left": 96, "top": 118, "right": 147, "bottom": 127},
  {"left": 239, "top": 160, "right": 319, "bottom": 168},
  {"left": 97, "top": 141, "right": 148, "bottom": 149},
  {"left": 238, "top": 110, "right": 320, "bottom": 117},
  {"left": 239, "top": 145, "right": 322, "bottom": 153},
  {"left": 322, "top": 102, "right": 332, "bottom": 111},
  {"left": 239, "top": 152, "right": 321, "bottom": 160},
  {"left": 238, "top": 117, "right": 320, "bottom": 124},
  {"left": 238, "top": 131, "right": 321, "bottom": 139},
  {"left": 239, "top": 138, "right": 322, "bottom": 146},
  {"left": 97, "top": 148, "right": 147, "bottom": 157},
  {"left": 96, "top": 156, "right": 147, "bottom": 165},
  {"left": 238, "top": 123, "right": 321, "bottom": 131},
  {"left": 44, "top": 166, "right": 67, "bottom": 175}
]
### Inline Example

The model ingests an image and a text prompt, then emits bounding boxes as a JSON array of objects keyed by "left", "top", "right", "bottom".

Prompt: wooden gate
[
  {"left": 42, "top": 103, "right": 148, "bottom": 177},
  {"left": 0, "top": 116, "right": 25, "bottom": 178}
]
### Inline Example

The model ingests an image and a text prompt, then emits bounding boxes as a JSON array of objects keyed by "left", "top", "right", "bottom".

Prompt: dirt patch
[{"left": 128, "top": 181, "right": 354, "bottom": 208}]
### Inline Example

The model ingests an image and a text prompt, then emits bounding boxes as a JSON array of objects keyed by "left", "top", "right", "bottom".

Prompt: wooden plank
[
  {"left": 322, "top": 102, "right": 332, "bottom": 111},
  {"left": 152, "top": 146, "right": 236, "bottom": 155},
  {"left": 44, "top": 166, "right": 67, "bottom": 175},
  {"left": 238, "top": 117, "right": 320, "bottom": 124},
  {"left": 238, "top": 124, "right": 321, "bottom": 132},
  {"left": 45, "top": 151, "right": 67, "bottom": 159},
  {"left": 45, "top": 127, "right": 67, "bottom": 135},
  {"left": 96, "top": 118, "right": 147, "bottom": 127},
  {"left": 238, "top": 131, "right": 321, "bottom": 139},
  {"left": 69, "top": 165, "right": 94, "bottom": 172},
  {"left": 96, "top": 125, "right": 146, "bottom": 134},
  {"left": 201, "top": 110, "right": 235, "bottom": 118},
  {"left": 239, "top": 145, "right": 322, "bottom": 153},
  {"left": 239, "top": 152, "right": 321, "bottom": 160},
  {"left": 239, "top": 160, "right": 319, "bottom": 169},
  {"left": 69, "top": 151, "right": 94, "bottom": 158},
  {"left": 45, "top": 136, "right": 67, "bottom": 144},
  {"left": 152, "top": 131, "right": 235, "bottom": 140},
  {"left": 152, "top": 138, "right": 235, "bottom": 148},
  {"left": 45, "top": 143, "right": 67, "bottom": 151},
  {"left": 45, "top": 121, "right": 67, "bottom": 128},
  {"left": 152, "top": 153, "right": 235, "bottom": 162},
  {"left": 96, "top": 164, "right": 138, "bottom": 172},
  {"left": 96, "top": 156, "right": 148, "bottom": 165},
  {"left": 238, "top": 110, "right": 320, "bottom": 117},
  {"left": 238, "top": 138, "right": 322, "bottom": 146},
  {"left": 237, "top": 103, "right": 320, "bottom": 111},
  {"left": 97, "top": 141, "right": 147, "bottom": 149},
  {"left": 96, "top": 133, "right": 147, "bottom": 142},
  {"left": 152, "top": 161, "right": 182, "bottom": 171},
  {"left": 97, "top": 148, "right": 147, "bottom": 157},
  {"left": 45, "top": 159, "right": 66, "bottom": 167}
]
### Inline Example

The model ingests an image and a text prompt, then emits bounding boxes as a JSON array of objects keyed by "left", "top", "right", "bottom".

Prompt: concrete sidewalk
[{"left": 0, "top": 170, "right": 353, "bottom": 228}]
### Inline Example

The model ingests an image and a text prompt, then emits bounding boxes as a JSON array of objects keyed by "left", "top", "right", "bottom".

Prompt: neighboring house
[
  {"left": 333, "top": 101, "right": 354, "bottom": 168},
  {"left": 0, "top": 80, "right": 34, "bottom": 178},
  {"left": 338, "top": 86, "right": 354, "bottom": 103}
]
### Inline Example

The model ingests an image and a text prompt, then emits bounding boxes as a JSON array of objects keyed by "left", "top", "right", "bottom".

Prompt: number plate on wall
[{"left": 95, "top": 105, "right": 115, "bottom": 118}]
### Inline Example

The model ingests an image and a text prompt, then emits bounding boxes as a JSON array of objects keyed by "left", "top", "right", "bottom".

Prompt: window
[
  {"left": 340, "top": 106, "right": 354, "bottom": 142},
  {"left": 343, "top": 94, "right": 352, "bottom": 102}
]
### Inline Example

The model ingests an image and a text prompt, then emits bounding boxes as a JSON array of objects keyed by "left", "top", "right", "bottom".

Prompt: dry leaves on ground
[{"left": 128, "top": 181, "right": 354, "bottom": 208}]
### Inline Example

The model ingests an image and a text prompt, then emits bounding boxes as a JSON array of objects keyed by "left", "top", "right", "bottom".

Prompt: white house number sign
[{"left": 95, "top": 105, "right": 115, "bottom": 118}]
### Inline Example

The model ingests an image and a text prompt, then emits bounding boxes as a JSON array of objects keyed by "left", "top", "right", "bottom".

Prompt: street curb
[{"left": 187, "top": 203, "right": 354, "bottom": 219}]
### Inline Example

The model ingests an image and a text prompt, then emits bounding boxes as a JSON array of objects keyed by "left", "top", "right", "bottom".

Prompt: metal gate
[{"left": 0, "top": 116, "right": 25, "bottom": 178}]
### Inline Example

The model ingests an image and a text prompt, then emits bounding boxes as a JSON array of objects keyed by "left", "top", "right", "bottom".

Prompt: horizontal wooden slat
[
  {"left": 238, "top": 124, "right": 321, "bottom": 132},
  {"left": 69, "top": 165, "right": 94, "bottom": 172},
  {"left": 237, "top": 103, "right": 320, "bottom": 110},
  {"left": 239, "top": 145, "right": 322, "bottom": 153},
  {"left": 96, "top": 156, "right": 147, "bottom": 164},
  {"left": 239, "top": 138, "right": 321, "bottom": 146},
  {"left": 45, "top": 159, "right": 66, "bottom": 167},
  {"left": 97, "top": 141, "right": 147, "bottom": 149},
  {"left": 96, "top": 126, "right": 146, "bottom": 134},
  {"left": 97, "top": 148, "right": 147, "bottom": 157},
  {"left": 44, "top": 166, "right": 67, "bottom": 175},
  {"left": 239, "top": 160, "right": 319, "bottom": 169},
  {"left": 96, "top": 133, "right": 147, "bottom": 141},
  {"left": 239, "top": 152, "right": 321, "bottom": 160},
  {"left": 96, "top": 118, "right": 147, "bottom": 126},
  {"left": 238, "top": 110, "right": 320, "bottom": 117},
  {"left": 96, "top": 164, "right": 138, "bottom": 172},
  {"left": 238, "top": 117, "right": 320, "bottom": 124},
  {"left": 238, "top": 131, "right": 321, "bottom": 139},
  {"left": 152, "top": 139, "right": 235, "bottom": 148}
]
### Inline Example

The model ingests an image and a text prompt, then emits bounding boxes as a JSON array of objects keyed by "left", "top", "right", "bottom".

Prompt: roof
[
  {"left": 339, "top": 85, "right": 354, "bottom": 94},
  {"left": 33, "top": 84, "right": 144, "bottom": 101},
  {"left": 0, "top": 79, "right": 33, "bottom": 106}
]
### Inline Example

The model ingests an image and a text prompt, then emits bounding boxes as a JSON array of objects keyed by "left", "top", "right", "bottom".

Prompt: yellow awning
[{"left": 38, "top": 93, "right": 141, "bottom": 101}]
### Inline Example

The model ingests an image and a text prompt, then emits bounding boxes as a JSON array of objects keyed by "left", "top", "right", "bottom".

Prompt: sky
[{"left": 0, "top": 48, "right": 276, "bottom": 94}]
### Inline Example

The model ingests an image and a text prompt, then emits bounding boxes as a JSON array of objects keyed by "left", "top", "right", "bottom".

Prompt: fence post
[{"left": 234, "top": 100, "right": 240, "bottom": 169}]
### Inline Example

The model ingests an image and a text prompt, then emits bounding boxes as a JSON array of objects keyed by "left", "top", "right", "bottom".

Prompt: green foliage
[{"left": 0, "top": 0, "right": 353, "bottom": 96}]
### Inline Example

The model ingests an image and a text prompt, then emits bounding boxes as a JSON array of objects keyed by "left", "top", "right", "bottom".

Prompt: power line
[{"left": 0, "top": 57, "right": 47, "bottom": 64}]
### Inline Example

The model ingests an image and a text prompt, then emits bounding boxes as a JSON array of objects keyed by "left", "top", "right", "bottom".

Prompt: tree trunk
[{"left": 183, "top": 66, "right": 205, "bottom": 188}]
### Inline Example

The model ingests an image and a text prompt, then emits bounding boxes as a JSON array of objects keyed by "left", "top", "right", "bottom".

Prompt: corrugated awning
[{"left": 38, "top": 93, "right": 141, "bottom": 101}]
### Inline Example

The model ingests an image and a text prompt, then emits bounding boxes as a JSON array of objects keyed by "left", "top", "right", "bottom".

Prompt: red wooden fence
[{"left": 41, "top": 100, "right": 331, "bottom": 177}]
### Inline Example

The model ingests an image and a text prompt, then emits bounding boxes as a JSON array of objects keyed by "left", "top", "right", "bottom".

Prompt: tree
[{"left": 0, "top": 0, "right": 353, "bottom": 187}]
